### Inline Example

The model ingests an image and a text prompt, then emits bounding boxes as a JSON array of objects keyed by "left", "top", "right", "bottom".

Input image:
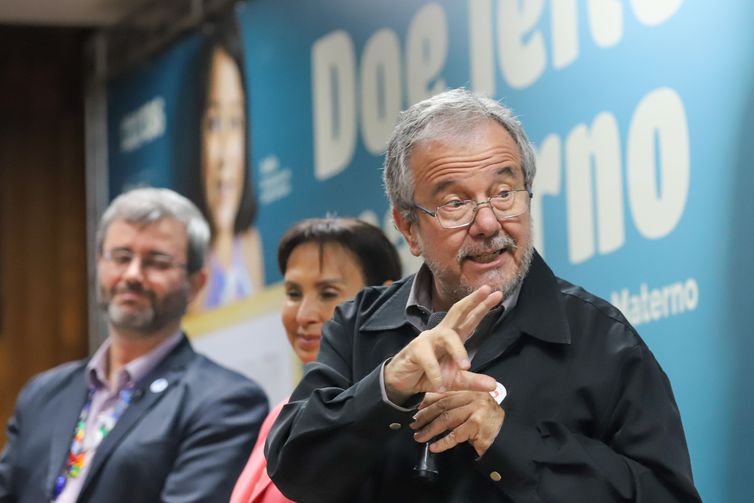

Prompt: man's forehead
[
  {"left": 103, "top": 217, "right": 188, "bottom": 252},
  {"left": 409, "top": 126, "right": 525, "bottom": 195},
  {"left": 412, "top": 119, "right": 520, "bottom": 158},
  {"left": 426, "top": 165, "right": 523, "bottom": 198},
  {"left": 447, "top": 165, "right": 522, "bottom": 180}
]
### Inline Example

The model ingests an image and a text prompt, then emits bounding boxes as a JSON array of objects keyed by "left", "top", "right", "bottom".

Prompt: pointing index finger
[{"left": 442, "top": 286, "right": 503, "bottom": 343}]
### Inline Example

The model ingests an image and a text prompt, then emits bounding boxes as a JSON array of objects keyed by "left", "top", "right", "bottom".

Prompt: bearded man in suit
[{"left": 0, "top": 187, "right": 268, "bottom": 503}]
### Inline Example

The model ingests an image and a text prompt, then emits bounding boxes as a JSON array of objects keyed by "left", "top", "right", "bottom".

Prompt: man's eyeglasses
[
  {"left": 414, "top": 189, "right": 533, "bottom": 229},
  {"left": 101, "top": 249, "right": 187, "bottom": 274}
]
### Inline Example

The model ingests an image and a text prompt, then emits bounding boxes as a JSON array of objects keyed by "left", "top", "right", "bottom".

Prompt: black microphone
[{"left": 413, "top": 311, "right": 446, "bottom": 482}]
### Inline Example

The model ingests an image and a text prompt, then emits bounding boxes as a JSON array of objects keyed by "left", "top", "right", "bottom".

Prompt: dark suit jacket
[
  {"left": 0, "top": 335, "right": 269, "bottom": 503},
  {"left": 267, "top": 252, "right": 701, "bottom": 502}
]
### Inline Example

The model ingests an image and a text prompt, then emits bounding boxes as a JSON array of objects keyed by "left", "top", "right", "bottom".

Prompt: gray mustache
[{"left": 457, "top": 234, "right": 516, "bottom": 261}]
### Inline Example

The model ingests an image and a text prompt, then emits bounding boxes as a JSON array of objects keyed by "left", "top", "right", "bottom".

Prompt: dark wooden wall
[{"left": 0, "top": 26, "right": 89, "bottom": 443}]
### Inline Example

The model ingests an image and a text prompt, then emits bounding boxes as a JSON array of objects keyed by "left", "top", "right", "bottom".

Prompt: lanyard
[{"left": 51, "top": 387, "right": 134, "bottom": 500}]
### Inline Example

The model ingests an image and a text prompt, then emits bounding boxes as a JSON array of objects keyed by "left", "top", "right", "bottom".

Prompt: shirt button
[
  {"left": 388, "top": 422, "right": 402, "bottom": 430},
  {"left": 489, "top": 471, "right": 502, "bottom": 482}
]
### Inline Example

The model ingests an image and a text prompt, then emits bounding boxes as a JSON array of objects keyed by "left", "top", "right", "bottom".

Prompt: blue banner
[{"left": 107, "top": 1, "right": 754, "bottom": 500}]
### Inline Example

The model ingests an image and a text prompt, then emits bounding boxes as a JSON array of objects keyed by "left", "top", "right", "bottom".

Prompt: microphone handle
[{"left": 413, "top": 433, "right": 446, "bottom": 482}]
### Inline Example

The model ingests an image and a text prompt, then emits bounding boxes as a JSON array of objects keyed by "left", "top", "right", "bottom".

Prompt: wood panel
[{"left": 0, "top": 26, "right": 89, "bottom": 444}]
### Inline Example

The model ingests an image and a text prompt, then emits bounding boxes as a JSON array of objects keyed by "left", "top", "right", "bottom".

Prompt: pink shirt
[
  {"left": 55, "top": 332, "right": 183, "bottom": 503},
  {"left": 230, "top": 400, "right": 292, "bottom": 503}
]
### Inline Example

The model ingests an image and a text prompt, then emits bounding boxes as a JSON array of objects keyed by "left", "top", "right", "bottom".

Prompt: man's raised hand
[{"left": 384, "top": 286, "right": 502, "bottom": 405}]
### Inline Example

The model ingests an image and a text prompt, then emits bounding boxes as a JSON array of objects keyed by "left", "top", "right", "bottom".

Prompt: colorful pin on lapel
[{"left": 149, "top": 378, "right": 168, "bottom": 394}]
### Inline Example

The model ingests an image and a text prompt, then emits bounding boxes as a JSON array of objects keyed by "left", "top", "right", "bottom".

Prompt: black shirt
[{"left": 267, "top": 252, "right": 701, "bottom": 502}]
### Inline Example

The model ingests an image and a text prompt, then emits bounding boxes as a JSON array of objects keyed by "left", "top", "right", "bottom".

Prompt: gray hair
[
  {"left": 96, "top": 187, "right": 210, "bottom": 274},
  {"left": 383, "top": 88, "right": 537, "bottom": 222}
]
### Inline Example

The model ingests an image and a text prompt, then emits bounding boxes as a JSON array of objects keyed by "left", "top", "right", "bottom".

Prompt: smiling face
[
  {"left": 281, "top": 241, "right": 366, "bottom": 363},
  {"left": 394, "top": 119, "right": 533, "bottom": 311},
  {"left": 97, "top": 218, "right": 205, "bottom": 337},
  {"left": 201, "top": 47, "right": 246, "bottom": 234}
]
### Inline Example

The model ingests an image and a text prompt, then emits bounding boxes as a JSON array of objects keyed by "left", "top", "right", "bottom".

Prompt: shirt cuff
[{"left": 379, "top": 358, "right": 423, "bottom": 412}]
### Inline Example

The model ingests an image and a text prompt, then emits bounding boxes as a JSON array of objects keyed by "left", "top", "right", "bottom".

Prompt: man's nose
[
  {"left": 468, "top": 203, "right": 501, "bottom": 238},
  {"left": 122, "top": 256, "right": 146, "bottom": 280}
]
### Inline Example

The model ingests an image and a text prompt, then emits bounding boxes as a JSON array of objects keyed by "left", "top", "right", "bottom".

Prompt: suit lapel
[
  {"left": 79, "top": 336, "right": 195, "bottom": 497},
  {"left": 46, "top": 367, "right": 90, "bottom": 496}
]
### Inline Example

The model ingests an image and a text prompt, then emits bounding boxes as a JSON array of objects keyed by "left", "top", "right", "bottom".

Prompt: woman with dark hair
[
  {"left": 230, "top": 218, "right": 402, "bottom": 503},
  {"left": 189, "top": 10, "right": 264, "bottom": 311}
]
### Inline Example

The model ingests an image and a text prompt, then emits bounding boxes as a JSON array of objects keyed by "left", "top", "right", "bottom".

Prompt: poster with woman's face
[
  {"left": 106, "top": 2, "right": 754, "bottom": 500},
  {"left": 107, "top": 9, "right": 296, "bottom": 403}
]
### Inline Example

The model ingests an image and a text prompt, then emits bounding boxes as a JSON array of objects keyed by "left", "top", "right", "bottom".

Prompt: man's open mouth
[{"left": 467, "top": 249, "right": 504, "bottom": 263}]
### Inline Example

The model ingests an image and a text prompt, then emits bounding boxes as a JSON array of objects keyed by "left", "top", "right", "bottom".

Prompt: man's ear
[
  {"left": 393, "top": 208, "right": 421, "bottom": 257},
  {"left": 187, "top": 268, "right": 208, "bottom": 303}
]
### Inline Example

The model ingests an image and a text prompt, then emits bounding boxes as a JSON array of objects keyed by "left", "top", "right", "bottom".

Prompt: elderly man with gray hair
[
  {"left": 0, "top": 187, "right": 268, "bottom": 503},
  {"left": 266, "top": 89, "right": 700, "bottom": 502}
]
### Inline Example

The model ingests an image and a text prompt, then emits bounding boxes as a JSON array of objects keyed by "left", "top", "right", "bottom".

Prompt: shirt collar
[
  {"left": 512, "top": 251, "right": 572, "bottom": 345},
  {"left": 361, "top": 251, "right": 571, "bottom": 346},
  {"left": 86, "top": 331, "right": 184, "bottom": 392},
  {"left": 405, "top": 263, "right": 523, "bottom": 331},
  {"left": 405, "top": 264, "right": 434, "bottom": 331}
]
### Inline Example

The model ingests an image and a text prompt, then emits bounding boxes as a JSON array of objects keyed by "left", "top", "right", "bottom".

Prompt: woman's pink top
[{"left": 230, "top": 400, "right": 293, "bottom": 503}]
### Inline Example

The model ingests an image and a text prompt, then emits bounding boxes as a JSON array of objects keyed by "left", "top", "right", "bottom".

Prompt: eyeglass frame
[
  {"left": 413, "top": 189, "right": 533, "bottom": 229},
  {"left": 100, "top": 248, "right": 188, "bottom": 274}
]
